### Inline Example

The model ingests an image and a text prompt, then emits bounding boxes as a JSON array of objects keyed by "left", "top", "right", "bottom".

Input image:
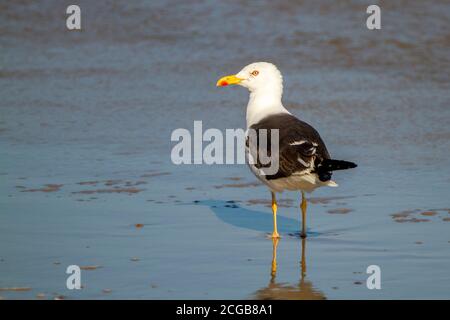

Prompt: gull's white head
[
  {"left": 216, "top": 62, "right": 283, "bottom": 94},
  {"left": 217, "top": 62, "right": 289, "bottom": 127}
]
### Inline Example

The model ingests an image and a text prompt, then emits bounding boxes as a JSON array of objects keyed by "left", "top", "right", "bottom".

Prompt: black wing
[{"left": 248, "top": 113, "right": 331, "bottom": 181}]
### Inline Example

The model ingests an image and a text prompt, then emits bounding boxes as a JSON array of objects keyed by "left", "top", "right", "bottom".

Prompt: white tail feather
[{"left": 326, "top": 180, "right": 338, "bottom": 187}]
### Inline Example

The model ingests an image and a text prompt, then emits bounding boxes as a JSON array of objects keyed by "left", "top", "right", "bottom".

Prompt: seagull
[{"left": 216, "top": 62, "right": 357, "bottom": 238}]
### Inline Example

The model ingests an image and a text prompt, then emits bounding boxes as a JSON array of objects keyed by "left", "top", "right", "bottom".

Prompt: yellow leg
[
  {"left": 271, "top": 192, "right": 280, "bottom": 239},
  {"left": 300, "top": 237, "right": 306, "bottom": 279},
  {"left": 271, "top": 237, "right": 279, "bottom": 278},
  {"left": 300, "top": 191, "right": 307, "bottom": 238}
]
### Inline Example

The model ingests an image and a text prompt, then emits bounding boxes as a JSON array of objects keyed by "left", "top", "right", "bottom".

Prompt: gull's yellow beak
[{"left": 216, "top": 74, "right": 243, "bottom": 87}]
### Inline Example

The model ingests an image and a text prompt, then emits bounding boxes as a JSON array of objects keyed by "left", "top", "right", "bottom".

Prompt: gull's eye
[{"left": 251, "top": 70, "right": 259, "bottom": 76}]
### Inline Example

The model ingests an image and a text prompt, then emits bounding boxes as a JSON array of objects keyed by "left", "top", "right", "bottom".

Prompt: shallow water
[{"left": 1, "top": 0, "right": 450, "bottom": 299}]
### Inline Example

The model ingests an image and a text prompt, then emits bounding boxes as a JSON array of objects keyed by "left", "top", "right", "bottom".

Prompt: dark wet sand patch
[
  {"left": 72, "top": 179, "right": 158, "bottom": 201},
  {"left": 308, "top": 195, "right": 356, "bottom": 205},
  {"left": 421, "top": 211, "right": 437, "bottom": 216},
  {"left": 76, "top": 179, "right": 148, "bottom": 189},
  {"left": 225, "top": 177, "right": 243, "bottom": 181},
  {"left": 327, "top": 208, "right": 353, "bottom": 214},
  {"left": 214, "top": 182, "right": 261, "bottom": 189},
  {"left": 391, "top": 208, "right": 450, "bottom": 223},
  {"left": 72, "top": 188, "right": 144, "bottom": 195},
  {"left": 104, "top": 179, "right": 123, "bottom": 186},
  {"left": 21, "top": 184, "right": 63, "bottom": 193},
  {"left": 79, "top": 265, "right": 102, "bottom": 271},
  {"left": 77, "top": 181, "right": 100, "bottom": 186},
  {"left": 395, "top": 218, "right": 430, "bottom": 223},
  {"left": 0, "top": 287, "right": 32, "bottom": 292},
  {"left": 124, "top": 180, "right": 147, "bottom": 186},
  {"left": 391, "top": 210, "right": 418, "bottom": 219},
  {"left": 114, "top": 151, "right": 141, "bottom": 156},
  {"left": 140, "top": 172, "right": 171, "bottom": 178}
]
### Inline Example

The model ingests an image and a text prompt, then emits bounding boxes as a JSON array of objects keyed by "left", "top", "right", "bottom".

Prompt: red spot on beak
[{"left": 220, "top": 81, "right": 228, "bottom": 86}]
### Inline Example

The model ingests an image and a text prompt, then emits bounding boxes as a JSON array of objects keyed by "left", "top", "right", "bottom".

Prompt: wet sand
[{"left": 1, "top": 1, "right": 450, "bottom": 299}]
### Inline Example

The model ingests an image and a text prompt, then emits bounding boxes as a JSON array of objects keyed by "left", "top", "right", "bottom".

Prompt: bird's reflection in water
[{"left": 253, "top": 238, "right": 326, "bottom": 300}]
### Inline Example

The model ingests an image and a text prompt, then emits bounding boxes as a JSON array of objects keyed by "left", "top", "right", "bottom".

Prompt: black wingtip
[
  {"left": 321, "top": 159, "right": 358, "bottom": 171},
  {"left": 339, "top": 160, "right": 357, "bottom": 170}
]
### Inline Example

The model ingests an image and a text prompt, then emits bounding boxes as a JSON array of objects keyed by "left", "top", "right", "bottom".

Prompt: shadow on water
[
  {"left": 193, "top": 200, "right": 320, "bottom": 236},
  {"left": 253, "top": 238, "right": 326, "bottom": 300}
]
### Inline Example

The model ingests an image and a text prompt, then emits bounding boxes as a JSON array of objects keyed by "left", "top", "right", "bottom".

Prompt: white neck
[{"left": 246, "top": 85, "right": 290, "bottom": 127}]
